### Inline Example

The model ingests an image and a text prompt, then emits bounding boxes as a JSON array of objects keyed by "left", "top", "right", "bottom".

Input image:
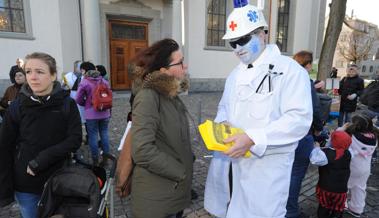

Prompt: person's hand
[
  {"left": 27, "top": 166, "right": 36, "bottom": 176},
  {"left": 314, "top": 142, "right": 320, "bottom": 148},
  {"left": 347, "top": 93, "right": 357, "bottom": 100},
  {"left": 223, "top": 133, "right": 254, "bottom": 158}
]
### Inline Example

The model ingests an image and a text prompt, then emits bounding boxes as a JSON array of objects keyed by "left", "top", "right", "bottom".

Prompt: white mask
[{"left": 233, "top": 34, "right": 263, "bottom": 65}]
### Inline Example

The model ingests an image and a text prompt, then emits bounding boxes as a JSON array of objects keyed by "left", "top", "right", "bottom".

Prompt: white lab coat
[
  {"left": 63, "top": 72, "right": 85, "bottom": 123},
  {"left": 204, "top": 45, "right": 313, "bottom": 218}
]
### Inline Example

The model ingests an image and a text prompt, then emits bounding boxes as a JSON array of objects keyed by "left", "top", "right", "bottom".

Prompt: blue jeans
[
  {"left": 286, "top": 134, "right": 314, "bottom": 218},
  {"left": 14, "top": 192, "right": 41, "bottom": 218},
  {"left": 86, "top": 118, "right": 110, "bottom": 160},
  {"left": 338, "top": 111, "right": 352, "bottom": 127}
]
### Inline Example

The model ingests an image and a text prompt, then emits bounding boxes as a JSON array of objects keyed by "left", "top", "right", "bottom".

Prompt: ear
[
  {"left": 51, "top": 73, "right": 57, "bottom": 82},
  {"left": 160, "top": 67, "right": 168, "bottom": 73},
  {"left": 258, "top": 30, "right": 266, "bottom": 43}
]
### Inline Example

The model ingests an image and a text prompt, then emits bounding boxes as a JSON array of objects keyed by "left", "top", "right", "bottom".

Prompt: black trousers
[{"left": 317, "top": 205, "right": 343, "bottom": 218}]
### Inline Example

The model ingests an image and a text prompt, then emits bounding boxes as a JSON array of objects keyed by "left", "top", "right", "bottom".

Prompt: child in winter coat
[
  {"left": 344, "top": 114, "right": 378, "bottom": 217},
  {"left": 310, "top": 130, "right": 352, "bottom": 218}
]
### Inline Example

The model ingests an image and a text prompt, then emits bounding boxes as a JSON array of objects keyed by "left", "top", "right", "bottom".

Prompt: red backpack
[{"left": 92, "top": 79, "right": 113, "bottom": 111}]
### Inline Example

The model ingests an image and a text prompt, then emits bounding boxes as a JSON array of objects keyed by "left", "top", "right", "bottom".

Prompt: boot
[
  {"left": 99, "top": 153, "right": 108, "bottom": 167},
  {"left": 92, "top": 156, "right": 99, "bottom": 166}
]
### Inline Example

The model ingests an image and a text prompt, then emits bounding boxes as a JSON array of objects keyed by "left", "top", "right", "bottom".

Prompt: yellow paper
[{"left": 198, "top": 120, "right": 251, "bottom": 157}]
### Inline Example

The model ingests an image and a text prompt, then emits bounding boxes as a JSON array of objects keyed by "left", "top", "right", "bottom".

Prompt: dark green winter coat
[{"left": 130, "top": 70, "right": 193, "bottom": 218}]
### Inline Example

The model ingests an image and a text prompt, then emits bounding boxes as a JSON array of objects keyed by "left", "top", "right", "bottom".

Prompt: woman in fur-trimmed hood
[{"left": 128, "top": 39, "right": 192, "bottom": 218}]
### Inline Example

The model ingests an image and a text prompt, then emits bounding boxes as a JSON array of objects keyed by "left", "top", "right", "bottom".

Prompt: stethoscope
[{"left": 255, "top": 64, "right": 283, "bottom": 93}]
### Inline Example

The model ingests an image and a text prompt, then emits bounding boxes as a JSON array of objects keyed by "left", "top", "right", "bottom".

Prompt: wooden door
[{"left": 109, "top": 20, "right": 148, "bottom": 90}]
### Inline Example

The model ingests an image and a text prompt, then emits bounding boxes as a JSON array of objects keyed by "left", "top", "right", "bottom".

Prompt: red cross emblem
[{"left": 229, "top": 21, "right": 237, "bottom": 31}]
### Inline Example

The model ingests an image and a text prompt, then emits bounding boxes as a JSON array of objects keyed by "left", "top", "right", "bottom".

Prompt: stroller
[{"left": 37, "top": 154, "right": 117, "bottom": 218}]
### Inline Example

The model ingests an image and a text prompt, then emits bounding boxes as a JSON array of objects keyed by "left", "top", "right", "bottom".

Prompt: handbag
[{"left": 115, "top": 124, "right": 134, "bottom": 198}]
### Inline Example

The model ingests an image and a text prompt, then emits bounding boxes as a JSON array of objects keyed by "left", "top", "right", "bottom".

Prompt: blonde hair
[{"left": 24, "top": 52, "right": 57, "bottom": 75}]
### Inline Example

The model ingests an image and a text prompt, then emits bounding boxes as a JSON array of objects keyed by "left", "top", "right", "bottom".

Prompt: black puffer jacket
[
  {"left": 338, "top": 75, "right": 364, "bottom": 112},
  {"left": 0, "top": 82, "right": 82, "bottom": 207}
]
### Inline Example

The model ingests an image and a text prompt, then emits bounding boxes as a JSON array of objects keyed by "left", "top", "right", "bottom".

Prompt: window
[
  {"left": 276, "top": 0, "right": 290, "bottom": 52},
  {"left": 206, "top": 0, "right": 226, "bottom": 47},
  {"left": 362, "top": 65, "right": 366, "bottom": 72},
  {"left": 370, "top": 66, "right": 373, "bottom": 72},
  {"left": 0, "top": 0, "right": 32, "bottom": 39}
]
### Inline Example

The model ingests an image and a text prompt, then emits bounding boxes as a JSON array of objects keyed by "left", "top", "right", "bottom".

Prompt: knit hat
[{"left": 331, "top": 131, "right": 352, "bottom": 160}]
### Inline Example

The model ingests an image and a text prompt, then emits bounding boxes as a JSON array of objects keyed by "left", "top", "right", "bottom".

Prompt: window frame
[
  {"left": 362, "top": 65, "right": 366, "bottom": 72},
  {"left": 0, "top": 0, "right": 33, "bottom": 39},
  {"left": 275, "top": 0, "right": 290, "bottom": 52},
  {"left": 204, "top": 0, "right": 231, "bottom": 51}
]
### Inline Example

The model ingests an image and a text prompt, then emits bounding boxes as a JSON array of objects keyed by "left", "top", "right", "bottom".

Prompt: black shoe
[
  {"left": 346, "top": 209, "right": 361, "bottom": 217},
  {"left": 191, "top": 189, "right": 198, "bottom": 200}
]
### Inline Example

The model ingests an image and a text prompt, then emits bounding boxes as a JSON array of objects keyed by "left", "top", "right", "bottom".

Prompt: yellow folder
[{"left": 198, "top": 120, "right": 251, "bottom": 157}]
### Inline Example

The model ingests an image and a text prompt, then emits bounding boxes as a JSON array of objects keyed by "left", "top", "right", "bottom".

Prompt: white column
[
  {"left": 81, "top": 0, "right": 101, "bottom": 64},
  {"left": 171, "top": 0, "right": 182, "bottom": 45}
]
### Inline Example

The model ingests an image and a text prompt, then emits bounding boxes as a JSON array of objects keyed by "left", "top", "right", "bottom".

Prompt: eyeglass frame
[{"left": 166, "top": 58, "right": 184, "bottom": 69}]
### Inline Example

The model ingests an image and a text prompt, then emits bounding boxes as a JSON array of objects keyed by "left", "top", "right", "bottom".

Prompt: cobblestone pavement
[{"left": 1, "top": 92, "right": 379, "bottom": 218}]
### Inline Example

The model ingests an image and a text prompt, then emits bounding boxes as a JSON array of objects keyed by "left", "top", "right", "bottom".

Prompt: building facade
[
  {"left": 332, "top": 15, "right": 379, "bottom": 78},
  {"left": 0, "top": 0, "right": 326, "bottom": 94}
]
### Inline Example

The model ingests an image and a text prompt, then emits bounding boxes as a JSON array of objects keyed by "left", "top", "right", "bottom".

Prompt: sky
[{"left": 327, "top": 0, "right": 379, "bottom": 26}]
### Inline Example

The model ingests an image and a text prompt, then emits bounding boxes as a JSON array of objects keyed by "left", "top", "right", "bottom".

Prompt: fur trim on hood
[{"left": 132, "top": 67, "right": 189, "bottom": 98}]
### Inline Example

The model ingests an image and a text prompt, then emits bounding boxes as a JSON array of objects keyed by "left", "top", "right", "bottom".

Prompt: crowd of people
[{"left": 0, "top": 1, "right": 378, "bottom": 218}]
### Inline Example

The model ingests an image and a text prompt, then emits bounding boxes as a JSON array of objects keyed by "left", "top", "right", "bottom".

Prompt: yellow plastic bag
[{"left": 198, "top": 120, "right": 251, "bottom": 157}]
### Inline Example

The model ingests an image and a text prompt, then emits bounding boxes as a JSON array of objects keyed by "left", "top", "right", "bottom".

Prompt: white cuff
[{"left": 245, "top": 128, "right": 267, "bottom": 157}]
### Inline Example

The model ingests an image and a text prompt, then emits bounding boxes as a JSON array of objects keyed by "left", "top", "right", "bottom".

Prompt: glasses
[
  {"left": 229, "top": 34, "right": 252, "bottom": 49},
  {"left": 167, "top": 58, "right": 184, "bottom": 69}
]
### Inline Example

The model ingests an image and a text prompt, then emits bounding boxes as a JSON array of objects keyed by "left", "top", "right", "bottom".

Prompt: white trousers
[{"left": 348, "top": 155, "right": 372, "bottom": 214}]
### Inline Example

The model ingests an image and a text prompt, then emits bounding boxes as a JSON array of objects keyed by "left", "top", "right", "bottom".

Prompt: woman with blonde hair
[{"left": 0, "top": 52, "right": 82, "bottom": 218}]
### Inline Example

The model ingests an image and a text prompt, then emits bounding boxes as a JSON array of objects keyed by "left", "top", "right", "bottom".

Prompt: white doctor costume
[{"left": 204, "top": 44, "right": 313, "bottom": 218}]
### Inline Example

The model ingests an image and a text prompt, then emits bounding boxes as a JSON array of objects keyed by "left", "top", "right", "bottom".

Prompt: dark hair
[
  {"left": 15, "top": 68, "right": 25, "bottom": 76},
  {"left": 345, "top": 113, "right": 377, "bottom": 136},
  {"left": 24, "top": 52, "right": 57, "bottom": 75},
  {"left": 293, "top": 50, "right": 313, "bottom": 67},
  {"left": 130, "top": 38, "right": 179, "bottom": 78},
  {"left": 96, "top": 65, "right": 107, "bottom": 77},
  {"left": 80, "top": 62, "right": 96, "bottom": 72}
]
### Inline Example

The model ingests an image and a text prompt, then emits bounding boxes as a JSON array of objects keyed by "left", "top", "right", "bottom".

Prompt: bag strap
[{"left": 8, "top": 97, "right": 21, "bottom": 125}]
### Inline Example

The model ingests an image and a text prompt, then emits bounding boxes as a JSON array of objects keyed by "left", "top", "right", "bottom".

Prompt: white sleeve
[
  {"left": 246, "top": 62, "right": 313, "bottom": 156},
  {"left": 310, "top": 147, "right": 328, "bottom": 166}
]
